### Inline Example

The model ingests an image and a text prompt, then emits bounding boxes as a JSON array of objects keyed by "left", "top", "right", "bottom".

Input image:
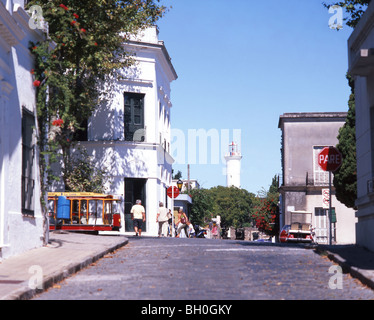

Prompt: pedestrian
[
  {"left": 167, "top": 209, "right": 173, "bottom": 237},
  {"left": 156, "top": 202, "right": 169, "bottom": 237},
  {"left": 176, "top": 207, "right": 189, "bottom": 238},
  {"left": 212, "top": 222, "right": 218, "bottom": 239},
  {"left": 130, "top": 199, "right": 145, "bottom": 237}
]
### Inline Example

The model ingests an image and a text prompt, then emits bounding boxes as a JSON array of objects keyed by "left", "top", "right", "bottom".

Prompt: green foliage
[
  {"left": 322, "top": 1, "right": 368, "bottom": 207},
  {"left": 251, "top": 175, "right": 280, "bottom": 236},
  {"left": 189, "top": 177, "right": 281, "bottom": 234},
  {"left": 173, "top": 170, "right": 182, "bottom": 180},
  {"left": 323, "top": 0, "right": 371, "bottom": 28},
  {"left": 189, "top": 188, "right": 214, "bottom": 226},
  {"left": 334, "top": 76, "right": 357, "bottom": 208},
  {"left": 64, "top": 148, "right": 109, "bottom": 193},
  {"left": 252, "top": 193, "right": 279, "bottom": 236},
  {"left": 209, "top": 186, "right": 254, "bottom": 229},
  {"left": 189, "top": 186, "right": 254, "bottom": 229}
]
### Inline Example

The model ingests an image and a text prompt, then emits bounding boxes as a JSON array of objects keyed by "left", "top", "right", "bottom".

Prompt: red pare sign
[{"left": 318, "top": 147, "right": 343, "bottom": 172}]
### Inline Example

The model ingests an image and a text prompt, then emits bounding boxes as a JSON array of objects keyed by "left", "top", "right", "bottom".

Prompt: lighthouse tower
[{"left": 224, "top": 142, "right": 242, "bottom": 188}]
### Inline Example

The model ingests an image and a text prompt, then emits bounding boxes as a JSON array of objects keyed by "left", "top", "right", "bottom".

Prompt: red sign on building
[
  {"left": 167, "top": 186, "right": 180, "bottom": 199},
  {"left": 318, "top": 146, "right": 343, "bottom": 172}
]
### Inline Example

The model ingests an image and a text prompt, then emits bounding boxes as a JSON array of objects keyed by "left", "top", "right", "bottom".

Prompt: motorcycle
[{"left": 193, "top": 225, "right": 207, "bottom": 238}]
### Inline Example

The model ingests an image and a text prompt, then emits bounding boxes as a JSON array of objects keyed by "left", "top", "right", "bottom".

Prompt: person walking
[
  {"left": 167, "top": 209, "right": 173, "bottom": 237},
  {"left": 131, "top": 199, "right": 145, "bottom": 236},
  {"left": 156, "top": 202, "right": 169, "bottom": 237},
  {"left": 176, "top": 207, "right": 189, "bottom": 238}
]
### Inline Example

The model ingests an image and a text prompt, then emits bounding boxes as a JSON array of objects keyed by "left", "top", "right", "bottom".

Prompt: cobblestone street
[{"left": 33, "top": 237, "right": 374, "bottom": 301}]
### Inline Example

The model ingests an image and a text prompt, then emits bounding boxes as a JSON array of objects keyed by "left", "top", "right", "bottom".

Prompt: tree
[
  {"left": 323, "top": 0, "right": 371, "bottom": 28},
  {"left": 209, "top": 186, "right": 253, "bottom": 229},
  {"left": 64, "top": 148, "right": 110, "bottom": 193},
  {"left": 27, "top": 0, "right": 166, "bottom": 244},
  {"left": 334, "top": 76, "right": 357, "bottom": 208},
  {"left": 322, "top": 1, "right": 369, "bottom": 208},
  {"left": 251, "top": 175, "right": 280, "bottom": 236},
  {"left": 172, "top": 170, "right": 182, "bottom": 180},
  {"left": 29, "top": 0, "right": 166, "bottom": 182},
  {"left": 189, "top": 188, "right": 214, "bottom": 226}
]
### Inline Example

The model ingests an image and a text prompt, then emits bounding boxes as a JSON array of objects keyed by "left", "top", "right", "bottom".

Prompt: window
[
  {"left": 313, "top": 146, "right": 329, "bottom": 186},
  {"left": 22, "top": 109, "right": 35, "bottom": 216},
  {"left": 124, "top": 92, "right": 145, "bottom": 142}
]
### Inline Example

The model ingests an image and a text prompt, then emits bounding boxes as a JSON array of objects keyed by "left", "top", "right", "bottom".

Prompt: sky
[{"left": 156, "top": 0, "right": 353, "bottom": 195}]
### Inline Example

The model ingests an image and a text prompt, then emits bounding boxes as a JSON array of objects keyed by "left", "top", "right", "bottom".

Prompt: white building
[
  {"left": 78, "top": 27, "right": 177, "bottom": 236},
  {"left": 0, "top": 1, "right": 45, "bottom": 259},
  {"left": 348, "top": 2, "right": 374, "bottom": 251},
  {"left": 224, "top": 142, "right": 242, "bottom": 188}
]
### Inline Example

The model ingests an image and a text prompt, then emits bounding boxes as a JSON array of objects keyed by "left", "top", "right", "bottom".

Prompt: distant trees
[
  {"left": 189, "top": 186, "right": 253, "bottom": 229},
  {"left": 210, "top": 186, "right": 254, "bottom": 229},
  {"left": 252, "top": 175, "right": 280, "bottom": 236},
  {"left": 189, "top": 175, "right": 280, "bottom": 237}
]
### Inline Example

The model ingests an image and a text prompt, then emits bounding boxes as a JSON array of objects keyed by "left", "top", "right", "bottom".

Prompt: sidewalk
[
  {"left": 315, "top": 244, "right": 374, "bottom": 290},
  {"left": 0, "top": 231, "right": 128, "bottom": 300}
]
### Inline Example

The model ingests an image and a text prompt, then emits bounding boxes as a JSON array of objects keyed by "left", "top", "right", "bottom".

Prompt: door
[
  {"left": 124, "top": 178, "right": 147, "bottom": 232},
  {"left": 314, "top": 208, "right": 328, "bottom": 244}
]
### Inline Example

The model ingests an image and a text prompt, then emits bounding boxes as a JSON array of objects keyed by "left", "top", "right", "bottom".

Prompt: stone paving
[{"left": 34, "top": 236, "right": 374, "bottom": 300}]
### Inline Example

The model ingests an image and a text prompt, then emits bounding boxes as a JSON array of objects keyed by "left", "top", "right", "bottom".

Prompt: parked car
[{"left": 279, "top": 224, "right": 290, "bottom": 243}]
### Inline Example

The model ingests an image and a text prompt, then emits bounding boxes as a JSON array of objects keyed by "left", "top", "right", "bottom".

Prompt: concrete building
[
  {"left": 348, "top": 2, "right": 374, "bottom": 251},
  {"left": 224, "top": 142, "right": 242, "bottom": 188},
  {"left": 77, "top": 27, "right": 177, "bottom": 236},
  {"left": 278, "top": 112, "right": 357, "bottom": 244},
  {"left": 0, "top": 1, "right": 45, "bottom": 259}
]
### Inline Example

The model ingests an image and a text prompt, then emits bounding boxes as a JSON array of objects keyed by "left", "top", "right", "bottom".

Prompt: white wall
[{"left": 0, "top": 2, "right": 45, "bottom": 259}]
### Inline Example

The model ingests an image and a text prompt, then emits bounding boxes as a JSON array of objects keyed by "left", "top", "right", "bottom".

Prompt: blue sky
[{"left": 156, "top": 0, "right": 353, "bottom": 194}]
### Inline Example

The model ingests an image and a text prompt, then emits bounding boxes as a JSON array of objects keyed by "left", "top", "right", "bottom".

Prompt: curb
[
  {"left": 4, "top": 237, "right": 129, "bottom": 300},
  {"left": 314, "top": 246, "right": 374, "bottom": 291}
]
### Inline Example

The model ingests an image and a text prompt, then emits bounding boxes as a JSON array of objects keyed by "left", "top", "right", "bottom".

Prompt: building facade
[
  {"left": 0, "top": 1, "right": 45, "bottom": 259},
  {"left": 78, "top": 27, "right": 177, "bottom": 236},
  {"left": 278, "top": 112, "right": 357, "bottom": 244},
  {"left": 348, "top": 2, "right": 374, "bottom": 251}
]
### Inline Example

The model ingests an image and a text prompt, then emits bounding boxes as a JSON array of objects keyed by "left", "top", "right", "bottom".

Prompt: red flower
[
  {"left": 52, "top": 119, "right": 64, "bottom": 127},
  {"left": 73, "top": 13, "right": 79, "bottom": 19},
  {"left": 33, "top": 80, "right": 41, "bottom": 87},
  {"left": 80, "top": 28, "right": 86, "bottom": 33},
  {"left": 30, "top": 69, "right": 35, "bottom": 74},
  {"left": 94, "top": 42, "right": 98, "bottom": 46},
  {"left": 59, "top": 4, "right": 69, "bottom": 10},
  {"left": 70, "top": 20, "right": 76, "bottom": 25}
]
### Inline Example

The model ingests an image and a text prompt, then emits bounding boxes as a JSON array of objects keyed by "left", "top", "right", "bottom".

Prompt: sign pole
[
  {"left": 317, "top": 146, "right": 342, "bottom": 246},
  {"left": 329, "top": 171, "right": 332, "bottom": 246},
  {"left": 167, "top": 185, "right": 180, "bottom": 237},
  {"left": 172, "top": 185, "right": 174, "bottom": 237}
]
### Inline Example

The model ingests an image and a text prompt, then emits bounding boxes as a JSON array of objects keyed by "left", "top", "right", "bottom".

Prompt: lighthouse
[{"left": 224, "top": 142, "right": 242, "bottom": 188}]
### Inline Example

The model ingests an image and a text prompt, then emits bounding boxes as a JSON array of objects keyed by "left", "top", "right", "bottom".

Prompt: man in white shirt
[
  {"left": 131, "top": 199, "right": 145, "bottom": 236},
  {"left": 156, "top": 202, "right": 170, "bottom": 237}
]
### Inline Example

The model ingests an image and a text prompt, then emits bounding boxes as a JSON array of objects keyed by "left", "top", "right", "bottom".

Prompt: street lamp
[{"left": 177, "top": 179, "right": 183, "bottom": 192}]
